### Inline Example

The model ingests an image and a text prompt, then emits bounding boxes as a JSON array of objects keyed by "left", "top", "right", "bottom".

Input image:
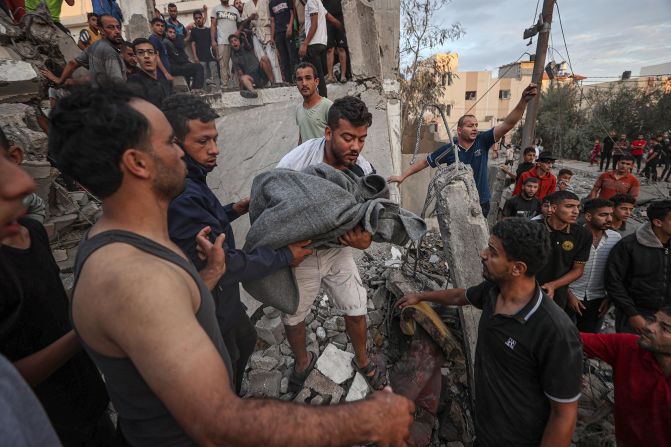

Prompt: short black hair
[
  {"left": 193, "top": 9, "right": 203, "bottom": 17},
  {"left": 150, "top": 17, "right": 165, "bottom": 25},
  {"left": 98, "top": 13, "right": 117, "bottom": 25},
  {"left": 491, "top": 218, "right": 551, "bottom": 276},
  {"left": 523, "top": 146, "right": 536, "bottom": 155},
  {"left": 523, "top": 176, "right": 539, "bottom": 185},
  {"left": 647, "top": 200, "right": 671, "bottom": 223},
  {"left": 48, "top": 84, "right": 151, "bottom": 199},
  {"left": 558, "top": 168, "right": 573, "bottom": 177},
  {"left": 457, "top": 114, "right": 476, "bottom": 128},
  {"left": 132, "top": 37, "right": 155, "bottom": 51},
  {"left": 583, "top": 198, "right": 613, "bottom": 215},
  {"left": 610, "top": 193, "right": 636, "bottom": 207},
  {"left": 548, "top": 190, "right": 579, "bottom": 205},
  {"left": 619, "top": 154, "right": 635, "bottom": 162},
  {"left": 541, "top": 195, "right": 552, "bottom": 204},
  {"left": 161, "top": 94, "right": 219, "bottom": 142},
  {"left": 295, "top": 61, "right": 317, "bottom": 78},
  {"left": 168, "top": 2, "right": 177, "bottom": 7},
  {"left": 327, "top": 96, "right": 372, "bottom": 130},
  {"left": 228, "top": 33, "right": 239, "bottom": 43},
  {"left": 87, "top": 12, "right": 98, "bottom": 20}
]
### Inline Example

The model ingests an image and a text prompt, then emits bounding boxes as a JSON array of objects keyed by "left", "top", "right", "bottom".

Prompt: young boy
[{"left": 557, "top": 168, "right": 574, "bottom": 191}]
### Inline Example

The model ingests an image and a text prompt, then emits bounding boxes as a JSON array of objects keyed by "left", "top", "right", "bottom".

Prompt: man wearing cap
[{"left": 514, "top": 151, "right": 558, "bottom": 201}]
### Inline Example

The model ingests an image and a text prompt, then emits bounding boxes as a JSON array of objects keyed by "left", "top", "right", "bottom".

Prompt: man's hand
[
  {"left": 567, "top": 291, "right": 585, "bottom": 316},
  {"left": 339, "top": 226, "right": 372, "bottom": 250},
  {"left": 521, "top": 83, "right": 538, "bottom": 102},
  {"left": 299, "top": 42, "right": 308, "bottom": 58},
  {"left": 628, "top": 315, "right": 647, "bottom": 333},
  {"left": 387, "top": 175, "right": 405, "bottom": 185},
  {"left": 286, "top": 24, "right": 293, "bottom": 38},
  {"left": 366, "top": 387, "right": 414, "bottom": 446},
  {"left": 396, "top": 292, "right": 423, "bottom": 309},
  {"left": 39, "top": 67, "right": 60, "bottom": 85},
  {"left": 597, "top": 299, "right": 610, "bottom": 318},
  {"left": 196, "top": 227, "right": 226, "bottom": 289},
  {"left": 287, "top": 240, "right": 312, "bottom": 267},
  {"left": 232, "top": 197, "right": 251, "bottom": 216},
  {"left": 541, "top": 282, "right": 556, "bottom": 299}
]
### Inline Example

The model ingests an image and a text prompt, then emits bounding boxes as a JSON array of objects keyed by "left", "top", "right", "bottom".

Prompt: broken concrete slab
[
  {"left": 248, "top": 351, "right": 279, "bottom": 371},
  {"left": 341, "top": 0, "right": 382, "bottom": 81},
  {"left": 303, "top": 369, "right": 344, "bottom": 404},
  {"left": 345, "top": 372, "right": 369, "bottom": 402},
  {"left": 315, "top": 343, "right": 355, "bottom": 384},
  {"left": 247, "top": 370, "right": 282, "bottom": 398},
  {"left": 255, "top": 315, "right": 285, "bottom": 346},
  {"left": 0, "top": 59, "right": 39, "bottom": 102}
]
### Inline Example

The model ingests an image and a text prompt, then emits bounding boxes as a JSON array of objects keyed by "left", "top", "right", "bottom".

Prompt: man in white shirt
[
  {"left": 568, "top": 198, "right": 622, "bottom": 332},
  {"left": 298, "top": 0, "right": 341, "bottom": 98},
  {"left": 276, "top": 96, "right": 385, "bottom": 392},
  {"left": 211, "top": 0, "right": 241, "bottom": 87},
  {"left": 242, "top": 0, "right": 283, "bottom": 84}
]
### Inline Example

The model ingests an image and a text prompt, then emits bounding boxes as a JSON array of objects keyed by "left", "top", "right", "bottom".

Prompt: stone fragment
[
  {"left": 345, "top": 372, "right": 369, "bottom": 402},
  {"left": 372, "top": 287, "right": 387, "bottom": 309},
  {"left": 303, "top": 369, "right": 344, "bottom": 404},
  {"left": 247, "top": 370, "right": 282, "bottom": 398},
  {"left": 52, "top": 249, "right": 67, "bottom": 262},
  {"left": 367, "top": 298, "right": 375, "bottom": 310},
  {"left": 263, "top": 306, "right": 281, "bottom": 319},
  {"left": 293, "top": 387, "right": 312, "bottom": 403},
  {"left": 249, "top": 351, "right": 279, "bottom": 371},
  {"left": 316, "top": 343, "right": 354, "bottom": 384},
  {"left": 255, "top": 315, "right": 285, "bottom": 345},
  {"left": 429, "top": 254, "right": 440, "bottom": 264},
  {"left": 368, "top": 310, "right": 384, "bottom": 326},
  {"left": 316, "top": 327, "right": 326, "bottom": 340},
  {"left": 323, "top": 316, "right": 346, "bottom": 332},
  {"left": 280, "top": 376, "right": 289, "bottom": 394},
  {"left": 310, "top": 395, "right": 324, "bottom": 405}
]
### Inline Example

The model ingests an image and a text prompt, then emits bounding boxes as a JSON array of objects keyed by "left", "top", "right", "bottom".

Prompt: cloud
[{"left": 424, "top": 0, "right": 671, "bottom": 78}]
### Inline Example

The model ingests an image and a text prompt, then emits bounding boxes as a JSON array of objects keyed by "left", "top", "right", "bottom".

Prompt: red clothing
[
  {"left": 593, "top": 171, "right": 640, "bottom": 199},
  {"left": 513, "top": 167, "right": 557, "bottom": 200},
  {"left": 581, "top": 333, "right": 671, "bottom": 447},
  {"left": 630, "top": 139, "right": 646, "bottom": 156}
]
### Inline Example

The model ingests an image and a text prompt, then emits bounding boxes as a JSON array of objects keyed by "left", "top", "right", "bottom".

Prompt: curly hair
[
  {"left": 48, "top": 84, "right": 150, "bottom": 199},
  {"left": 583, "top": 198, "right": 613, "bottom": 215},
  {"left": 327, "top": 96, "right": 372, "bottom": 130},
  {"left": 161, "top": 94, "right": 219, "bottom": 142},
  {"left": 491, "top": 218, "right": 550, "bottom": 276}
]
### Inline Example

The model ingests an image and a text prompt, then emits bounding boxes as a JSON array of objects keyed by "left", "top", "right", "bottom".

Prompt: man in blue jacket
[{"left": 164, "top": 95, "right": 312, "bottom": 392}]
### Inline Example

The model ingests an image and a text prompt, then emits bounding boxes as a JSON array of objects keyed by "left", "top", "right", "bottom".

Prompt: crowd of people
[
  {"left": 593, "top": 131, "right": 671, "bottom": 182},
  {"left": 28, "top": 0, "right": 351, "bottom": 100}
]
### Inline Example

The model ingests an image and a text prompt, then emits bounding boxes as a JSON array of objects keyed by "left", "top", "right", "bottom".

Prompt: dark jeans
[
  {"left": 222, "top": 313, "right": 257, "bottom": 394},
  {"left": 660, "top": 158, "right": 671, "bottom": 181},
  {"left": 575, "top": 297, "right": 608, "bottom": 333},
  {"left": 600, "top": 151, "right": 612, "bottom": 171},
  {"left": 172, "top": 62, "right": 205, "bottom": 89},
  {"left": 307, "top": 43, "right": 327, "bottom": 98},
  {"left": 642, "top": 160, "right": 659, "bottom": 180},
  {"left": 275, "top": 33, "right": 297, "bottom": 83},
  {"left": 633, "top": 154, "right": 643, "bottom": 172}
]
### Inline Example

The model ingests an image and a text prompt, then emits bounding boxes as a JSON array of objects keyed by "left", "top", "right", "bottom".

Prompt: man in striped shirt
[{"left": 567, "top": 198, "right": 621, "bottom": 332}]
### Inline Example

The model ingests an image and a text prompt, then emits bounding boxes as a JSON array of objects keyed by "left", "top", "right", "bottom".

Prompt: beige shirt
[{"left": 242, "top": 0, "right": 272, "bottom": 43}]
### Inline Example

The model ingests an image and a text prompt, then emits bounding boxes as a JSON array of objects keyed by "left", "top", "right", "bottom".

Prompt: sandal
[
  {"left": 352, "top": 358, "right": 388, "bottom": 391},
  {"left": 288, "top": 351, "right": 317, "bottom": 393}
]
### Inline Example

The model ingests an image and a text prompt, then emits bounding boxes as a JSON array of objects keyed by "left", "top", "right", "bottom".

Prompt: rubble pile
[{"left": 574, "top": 360, "right": 616, "bottom": 447}]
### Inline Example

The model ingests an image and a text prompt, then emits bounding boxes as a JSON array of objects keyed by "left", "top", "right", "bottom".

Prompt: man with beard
[
  {"left": 501, "top": 177, "right": 541, "bottom": 219},
  {"left": 295, "top": 62, "right": 332, "bottom": 144},
  {"left": 387, "top": 84, "right": 538, "bottom": 217},
  {"left": 567, "top": 198, "right": 621, "bottom": 332},
  {"left": 396, "top": 218, "right": 582, "bottom": 446},
  {"left": 588, "top": 155, "right": 639, "bottom": 200},
  {"left": 535, "top": 191, "right": 591, "bottom": 311},
  {"left": 581, "top": 307, "right": 671, "bottom": 446},
  {"left": 128, "top": 38, "right": 171, "bottom": 107},
  {"left": 277, "top": 96, "right": 384, "bottom": 392},
  {"left": 39, "top": 14, "right": 127, "bottom": 87},
  {"left": 48, "top": 84, "right": 414, "bottom": 446}
]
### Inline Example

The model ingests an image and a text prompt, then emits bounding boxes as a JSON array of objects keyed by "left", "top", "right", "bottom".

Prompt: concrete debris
[
  {"left": 345, "top": 372, "right": 369, "bottom": 402},
  {"left": 323, "top": 316, "right": 346, "bottom": 332},
  {"left": 255, "top": 315, "right": 285, "bottom": 346},
  {"left": 248, "top": 351, "right": 279, "bottom": 371},
  {"left": 247, "top": 370, "right": 282, "bottom": 398},
  {"left": 316, "top": 344, "right": 355, "bottom": 384},
  {"left": 303, "top": 369, "right": 344, "bottom": 404}
]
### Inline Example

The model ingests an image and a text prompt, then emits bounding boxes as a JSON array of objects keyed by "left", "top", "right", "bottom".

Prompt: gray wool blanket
[{"left": 242, "top": 163, "right": 427, "bottom": 313}]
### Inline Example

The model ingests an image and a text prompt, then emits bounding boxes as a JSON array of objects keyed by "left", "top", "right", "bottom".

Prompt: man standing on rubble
[
  {"left": 277, "top": 96, "right": 386, "bottom": 392},
  {"left": 387, "top": 84, "right": 538, "bottom": 217},
  {"left": 397, "top": 218, "right": 582, "bottom": 446},
  {"left": 164, "top": 94, "right": 312, "bottom": 393},
  {"left": 47, "top": 84, "right": 414, "bottom": 446}
]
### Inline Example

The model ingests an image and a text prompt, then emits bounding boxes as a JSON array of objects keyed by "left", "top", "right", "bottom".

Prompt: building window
[
  {"left": 465, "top": 91, "right": 476, "bottom": 100},
  {"left": 499, "top": 89, "right": 511, "bottom": 99}
]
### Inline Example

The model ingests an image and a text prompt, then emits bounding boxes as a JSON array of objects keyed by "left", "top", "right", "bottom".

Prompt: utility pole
[{"left": 520, "top": 0, "right": 555, "bottom": 151}]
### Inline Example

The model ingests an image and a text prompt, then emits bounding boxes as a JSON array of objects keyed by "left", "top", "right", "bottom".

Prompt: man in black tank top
[{"left": 48, "top": 84, "right": 413, "bottom": 446}]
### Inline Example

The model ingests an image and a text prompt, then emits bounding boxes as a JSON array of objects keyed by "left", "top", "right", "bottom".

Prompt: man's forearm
[
  {"left": 304, "top": 16, "right": 317, "bottom": 45},
  {"left": 401, "top": 159, "right": 429, "bottom": 181},
  {"left": 547, "top": 266, "right": 585, "bottom": 290},
  {"left": 13, "top": 330, "right": 80, "bottom": 387},
  {"left": 540, "top": 404, "right": 577, "bottom": 447},
  {"left": 417, "top": 288, "right": 468, "bottom": 306},
  {"left": 58, "top": 60, "right": 80, "bottom": 85}
]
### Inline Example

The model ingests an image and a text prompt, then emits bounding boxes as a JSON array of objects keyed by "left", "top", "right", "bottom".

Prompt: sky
[{"left": 428, "top": 0, "right": 671, "bottom": 81}]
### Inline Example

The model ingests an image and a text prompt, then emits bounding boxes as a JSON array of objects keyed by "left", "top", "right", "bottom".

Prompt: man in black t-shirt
[
  {"left": 165, "top": 26, "right": 205, "bottom": 90},
  {"left": 128, "top": 38, "right": 171, "bottom": 107},
  {"left": 396, "top": 218, "right": 582, "bottom": 446},
  {"left": 535, "top": 191, "right": 591, "bottom": 311},
  {"left": 600, "top": 130, "right": 617, "bottom": 171},
  {"left": 502, "top": 176, "right": 541, "bottom": 219},
  {"left": 270, "top": 0, "right": 298, "bottom": 83},
  {"left": 190, "top": 10, "right": 219, "bottom": 88},
  {"left": 322, "top": 0, "right": 347, "bottom": 83}
]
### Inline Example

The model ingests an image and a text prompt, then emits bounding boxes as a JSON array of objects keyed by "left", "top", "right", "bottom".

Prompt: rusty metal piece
[{"left": 400, "top": 301, "right": 460, "bottom": 356}]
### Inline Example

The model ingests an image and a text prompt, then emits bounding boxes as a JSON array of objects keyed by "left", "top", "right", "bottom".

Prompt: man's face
[
  {"left": 135, "top": 43, "right": 158, "bottom": 73},
  {"left": 586, "top": 206, "right": 613, "bottom": 231},
  {"left": 457, "top": 117, "right": 478, "bottom": 142},
  {"left": 166, "top": 27, "right": 177, "bottom": 40},
  {"left": 182, "top": 120, "right": 219, "bottom": 169},
  {"left": 325, "top": 119, "right": 368, "bottom": 169},
  {"left": 100, "top": 16, "right": 123, "bottom": 44},
  {"left": 480, "top": 235, "right": 518, "bottom": 283},
  {"left": 617, "top": 159, "right": 634, "bottom": 173},
  {"left": 152, "top": 21, "right": 165, "bottom": 37},
  {"left": 652, "top": 211, "right": 671, "bottom": 238},
  {"left": 610, "top": 131, "right": 616, "bottom": 137},
  {"left": 89, "top": 15, "right": 98, "bottom": 29},
  {"left": 229, "top": 37, "right": 241, "bottom": 50},
  {"left": 638, "top": 134, "right": 644, "bottom": 140},
  {"left": 130, "top": 100, "right": 187, "bottom": 201},
  {"left": 620, "top": 134, "right": 627, "bottom": 141},
  {"left": 296, "top": 67, "right": 318, "bottom": 98},
  {"left": 0, "top": 147, "right": 36, "bottom": 240},
  {"left": 234, "top": 0, "right": 243, "bottom": 12},
  {"left": 537, "top": 159, "right": 553, "bottom": 172},
  {"left": 541, "top": 201, "right": 552, "bottom": 218},
  {"left": 613, "top": 203, "right": 634, "bottom": 222},
  {"left": 524, "top": 151, "right": 536, "bottom": 163},
  {"left": 194, "top": 13, "right": 204, "bottom": 26},
  {"left": 168, "top": 5, "right": 178, "bottom": 20},
  {"left": 123, "top": 46, "right": 137, "bottom": 67},
  {"left": 522, "top": 181, "right": 539, "bottom": 198},
  {"left": 552, "top": 199, "right": 580, "bottom": 224},
  {"left": 638, "top": 311, "right": 671, "bottom": 356}
]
